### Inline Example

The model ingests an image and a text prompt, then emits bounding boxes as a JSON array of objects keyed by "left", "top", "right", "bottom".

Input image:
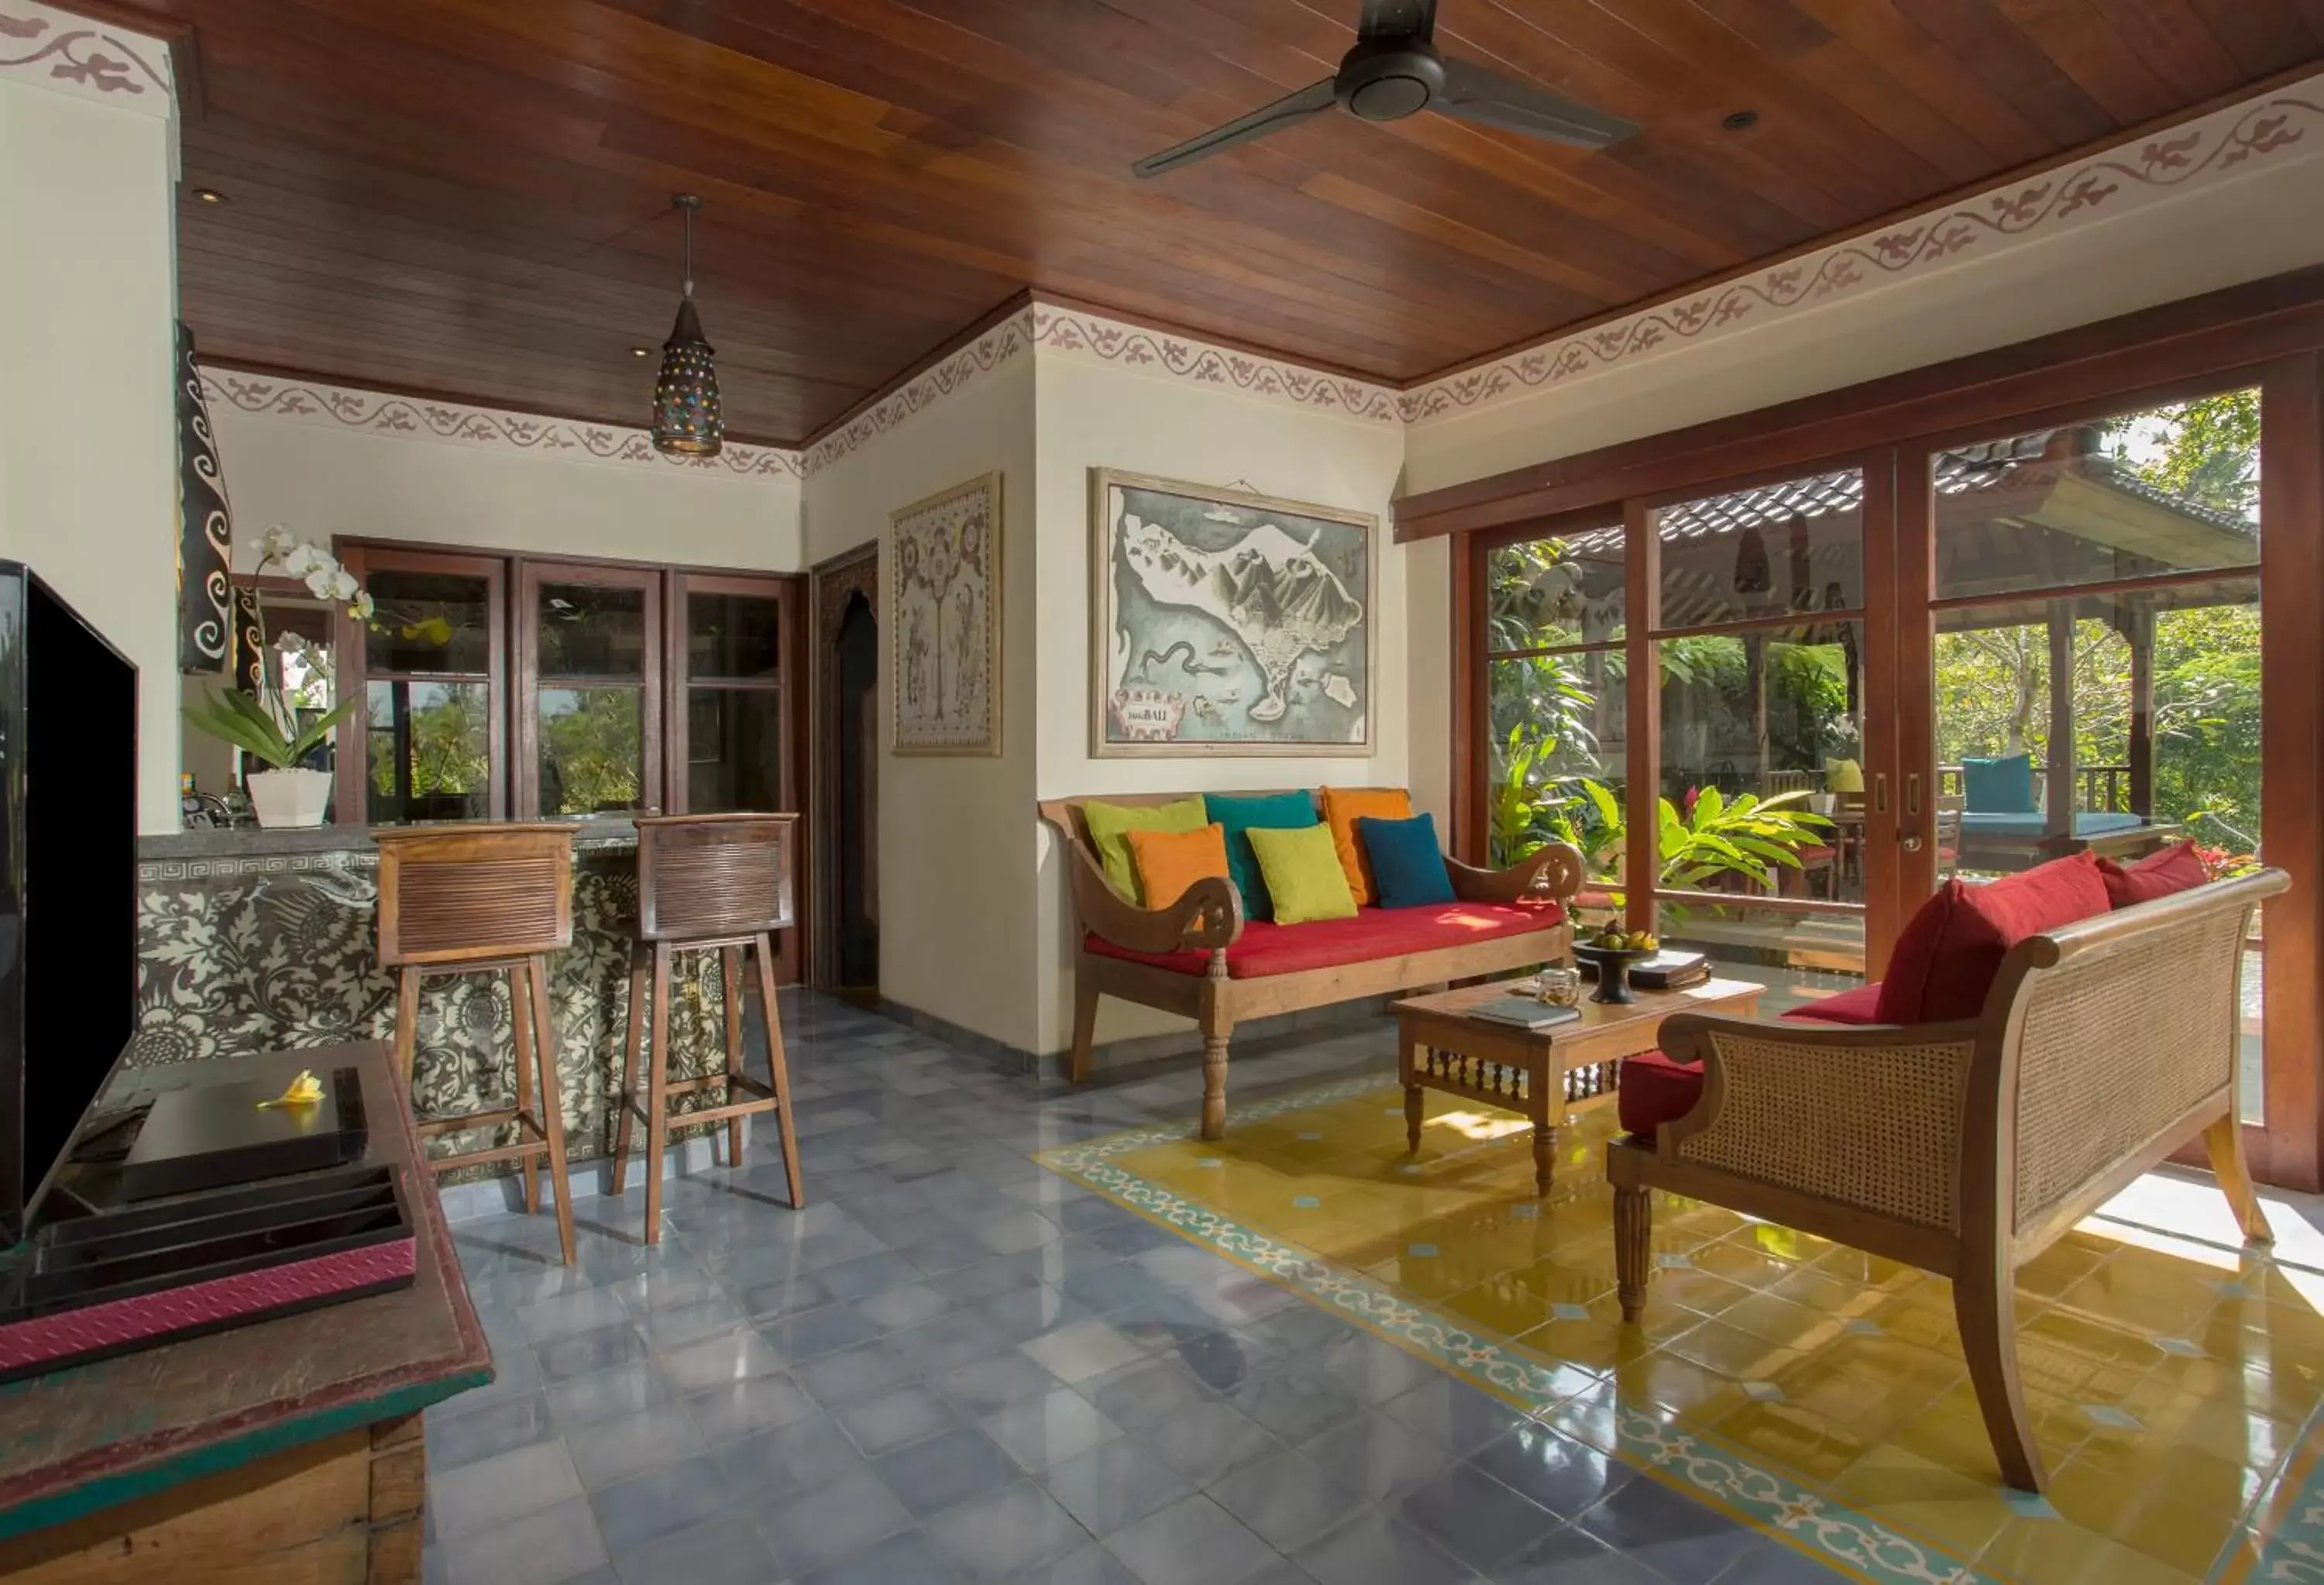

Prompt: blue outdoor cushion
[
  {"left": 1356, "top": 812, "right": 1457, "bottom": 909},
  {"left": 1205, "top": 791, "right": 1320, "bottom": 923},
  {"left": 1961, "top": 754, "right": 2037, "bottom": 815}
]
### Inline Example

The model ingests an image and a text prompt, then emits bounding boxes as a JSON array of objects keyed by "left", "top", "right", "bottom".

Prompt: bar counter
[{"left": 135, "top": 821, "right": 740, "bottom": 1170}]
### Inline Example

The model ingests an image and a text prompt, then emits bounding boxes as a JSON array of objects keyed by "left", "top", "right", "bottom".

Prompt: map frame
[{"left": 1088, "top": 467, "right": 1378, "bottom": 760}]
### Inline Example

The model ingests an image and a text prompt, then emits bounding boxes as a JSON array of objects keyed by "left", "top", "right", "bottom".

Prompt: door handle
[
  {"left": 1905, "top": 772, "right": 1922, "bottom": 819},
  {"left": 1901, "top": 834, "right": 1924, "bottom": 853},
  {"left": 1872, "top": 773, "right": 1889, "bottom": 815}
]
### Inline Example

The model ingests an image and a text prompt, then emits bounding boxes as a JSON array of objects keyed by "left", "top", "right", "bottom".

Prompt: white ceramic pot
[
  {"left": 246, "top": 766, "right": 332, "bottom": 828},
  {"left": 1809, "top": 792, "right": 1838, "bottom": 815}
]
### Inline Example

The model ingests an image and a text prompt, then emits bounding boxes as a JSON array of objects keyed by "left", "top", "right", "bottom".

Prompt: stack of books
[
  {"left": 1575, "top": 950, "right": 1710, "bottom": 989},
  {"left": 1467, "top": 994, "right": 1584, "bottom": 1031}
]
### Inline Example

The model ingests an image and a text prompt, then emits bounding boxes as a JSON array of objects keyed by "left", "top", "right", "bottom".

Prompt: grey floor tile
[
  {"left": 1396, "top": 1461, "right": 1563, "bottom": 1572},
  {"left": 589, "top": 1454, "right": 735, "bottom": 1554},
  {"left": 1103, "top": 1494, "right": 1280, "bottom": 1585},
  {"left": 1020, "top": 1319, "right": 1149, "bottom": 1384},
  {"left": 792, "top": 1526, "right": 957, "bottom": 1585},
  {"left": 1225, "top": 1363, "right": 1366, "bottom": 1442},
  {"left": 567, "top": 1401, "right": 706, "bottom": 1490},
  {"left": 1576, "top": 1475, "right": 1765, "bottom": 1585},
  {"left": 713, "top": 1409, "right": 866, "bottom": 1498},
  {"left": 858, "top": 1279, "right": 954, "bottom": 1332},
  {"left": 731, "top": 1267, "right": 836, "bottom": 1320},
  {"left": 1205, "top": 1446, "right": 1367, "bottom": 1553},
  {"left": 871, "top": 1424, "right": 1018, "bottom": 1518},
  {"left": 682, "top": 1370, "right": 818, "bottom": 1445},
  {"left": 981, "top": 1386, "right": 1122, "bottom": 1471},
  {"left": 635, "top": 1295, "right": 752, "bottom": 1350},
  {"left": 929, "top": 1257, "right": 1043, "bottom": 1304},
  {"left": 1141, "top": 1399, "right": 1279, "bottom": 1486},
  {"left": 1466, "top": 1425, "right": 1636, "bottom": 1520},
  {"left": 1494, "top": 1522, "right": 1669, "bottom": 1584},
  {"left": 1295, "top": 1410, "right": 1457, "bottom": 1501},
  {"left": 607, "top": 1510, "right": 781, "bottom": 1585},
  {"left": 1378, "top": 1375, "right": 1530, "bottom": 1458},
  {"left": 758, "top": 1465, "right": 915, "bottom": 1576},
  {"left": 431, "top": 1439, "right": 586, "bottom": 1541},
  {"left": 435, "top": 1494, "right": 607, "bottom": 1585},
  {"left": 658, "top": 1327, "right": 788, "bottom": 1391},
  {"left": 1082, "top": 1356, "right": 1217, "bottom": 1431},
  {"left": 933, "top": 1350, "right": 1064, "bottom": 1415},
  {"left": 837, "top": 1384, "right": 961, "bottom": 1456},
  {"left": 1025, "top": 1549, "right": 1142, "bottom": 1585},
  {"left": 813, "top": 1254, "right": 928, "bottom": 1306},
  {"left": 793, "top": 1338, "right": 920, "bottom": 1406},
  {"left": 924, "top": 1477, "right": 1092, "bottom": 1582},
  {"left": 535, "top": 1322, "right": 652, "bottom": 1386},
  {"left": 548, "top": 1360, "right": 675, "bottom": 1431},
  {"left": 1040, "top": 1436, "right": 1197, "bottom": 1537},
  {"left": 518, "top": 1287, "right": 634, "bottom": 1343},
  {"left": 427, "top": 1391, "right": 559, "bottom": 1472},
  {"left": 1710, "top": 1537, "right": 1851, "bottom": 1581},
  {"left": 1293, "top": 1511, "right": 1476, "bottom": 1585}
]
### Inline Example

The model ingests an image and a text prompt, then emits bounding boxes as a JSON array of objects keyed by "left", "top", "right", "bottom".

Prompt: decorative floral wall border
[
  {"left": 1397, "top": 77, "right": 2324, "bottom": 427},
  {"left": 803, "top": 309, "right": 1036, "bottom": 474},
  {"left": 198, "top": 370, "right": 805, "bottom": 481},
  {"left": 1030, "top": 302, "right": 1401, "bottom": 426},
  {"left": 0, "top": 0, "right": 170, "bottom": 115}
]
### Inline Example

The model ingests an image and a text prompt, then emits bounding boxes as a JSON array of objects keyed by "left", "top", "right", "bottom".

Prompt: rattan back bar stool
[
  {"left": 612, "top": 813, "right": 804, "bottom": 1243},
  {"left": 376, "top": 823, "right": 579, "bottom": 1267}
]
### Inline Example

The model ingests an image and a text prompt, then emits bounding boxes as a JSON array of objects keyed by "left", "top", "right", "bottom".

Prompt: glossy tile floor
[{"left": 419, "top": 987, "right": 2323, "bottom": 1585}]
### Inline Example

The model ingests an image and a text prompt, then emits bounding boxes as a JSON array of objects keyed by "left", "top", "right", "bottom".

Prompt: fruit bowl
[{"left": 1571, "top": 943, "right": 1653, "bottom": 1005}]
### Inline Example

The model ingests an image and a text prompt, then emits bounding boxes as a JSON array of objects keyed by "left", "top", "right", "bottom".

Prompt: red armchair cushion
[
  {"left": 1618, "top": 1048, "right": 1702, "bottom": 1136},
  {"left": 1083, "top": 899, "right": 1563, "bottom": 980},
  {"left": 2096, "top": 841, "right": 2208, "bottom": 908},
  {"left": 1781, "top": 982, "right": 1885, "bottom": 1025},
  {"left": 1875, "top": 852, "right": 2110, "bottom": 1024}
]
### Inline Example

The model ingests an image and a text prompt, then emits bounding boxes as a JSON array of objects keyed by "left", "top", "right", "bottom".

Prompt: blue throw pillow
[
  {"left": 1962, "top": 754, "right": 2036, "bottom": 815},
  {"left": 1358, "top": 813, "right": 1456, "bottom": 909},
  {"left": 1206, "top": 791, "right": 1320, "bottom": 922}
]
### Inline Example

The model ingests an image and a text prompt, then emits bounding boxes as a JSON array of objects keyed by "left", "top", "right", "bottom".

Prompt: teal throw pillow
[{"left": 1205, "top": 791, "right": 1319, "bottom": 922}]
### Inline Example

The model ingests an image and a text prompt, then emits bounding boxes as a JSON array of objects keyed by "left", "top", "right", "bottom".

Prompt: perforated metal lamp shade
[{"left": 651, "top": 296, "right": 723, "bottom": 457}]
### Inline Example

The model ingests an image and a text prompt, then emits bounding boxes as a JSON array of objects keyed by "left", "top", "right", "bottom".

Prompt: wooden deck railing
[{"left": 1936, "top": 765, "right": 2133, "bottom": 813}]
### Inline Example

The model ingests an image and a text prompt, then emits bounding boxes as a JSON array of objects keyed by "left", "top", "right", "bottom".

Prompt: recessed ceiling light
[
  {"left": 192, "top": 187, "right": 228, "bottom": 204},
  {"left": 1722, "top": 110, "right": 1759, "bottom": 132},
  {"left": 631, "top": 346, "right": 651, "bottom": 358}
]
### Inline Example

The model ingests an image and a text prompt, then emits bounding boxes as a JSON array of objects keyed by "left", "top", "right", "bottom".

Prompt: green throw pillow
[
  {"left": 1246, "top": 823, "right": 1358, "bottom": 926},
  {"left": 1082, "top": 796, "right": 1208, "bottom": 902}
]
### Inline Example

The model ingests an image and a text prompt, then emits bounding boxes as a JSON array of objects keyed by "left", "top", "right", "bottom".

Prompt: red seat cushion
[
  {"left": 2096, "top": 841, "right": 2208, "bottom": 908},
  {"left": 1875, "top": 852, "right": 2110, "bottom": 1025},
  {"left": 1782, "top": 982, "right": 1885, "bottom": 1025},
  {"left": 1084, "top": 899, "right": 1564, "bottom": 980},
  {"left": 1618, "top": 1048, "right": 1702, "bottom": 1136}
]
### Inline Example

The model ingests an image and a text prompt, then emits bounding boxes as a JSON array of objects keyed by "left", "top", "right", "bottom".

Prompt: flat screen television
[{"left": 0, "top": 563, "right": 138, "bottom": 1243}]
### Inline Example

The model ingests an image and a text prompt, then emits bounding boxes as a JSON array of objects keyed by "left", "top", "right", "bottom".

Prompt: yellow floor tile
[
  {"left": 1717, "top": 1291, "right": 1849, "bottom": 1352},
  {"left": 1979, "top": 1518, "right": 2202, "bottom": 1584},
  {"left": 1714, "top": 1398, "right": 1873, "bottom": 1482},
  {"left": 1831, "top": 1445, "right": 2016, "bottom": 1559},
  {"left": 1662, "top": 1317, "right": 1803, "bottom": 1382}
]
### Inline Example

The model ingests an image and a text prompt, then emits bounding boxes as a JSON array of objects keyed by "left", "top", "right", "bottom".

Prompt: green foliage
[
  {"left": 539, "top": 691, "right": 645, "bottom": 814},
  {"left": 2119, "top": 389, "right": 2261, "bottom": 517},
  {"left": 368, "top": 687, "right": 489, "bottom": 804},
  {"left": 182, "top": 686, "right": 356, "bottom": 771}
]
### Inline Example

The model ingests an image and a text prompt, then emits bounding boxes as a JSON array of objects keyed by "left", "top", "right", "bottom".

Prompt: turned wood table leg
[
  {"left": 1404, "top": 1074, "right": 1424, "bottom": 1154},
  {"left": 1531, "top": 1050, "right": 1558, "bottom": 1195},
  {"left": 1614, "top": 1183, "right": 1652, "bottom": 1322}
]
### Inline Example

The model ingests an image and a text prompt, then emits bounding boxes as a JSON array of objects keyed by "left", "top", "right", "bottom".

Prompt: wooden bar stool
[
  {"left": 376, "top": 823, "right": 579, "bottom": 1267},
  {"left": 613, "top": 813, "right": 804, "bottom": 1243}
]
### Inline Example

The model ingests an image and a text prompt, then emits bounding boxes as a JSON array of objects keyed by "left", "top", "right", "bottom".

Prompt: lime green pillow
[
  {"left": 1246, "top": 823, "right": 1358, "bottom": 925},
  {"left": 1082, "top": 796, "right": 1208, "bottom": 902}
]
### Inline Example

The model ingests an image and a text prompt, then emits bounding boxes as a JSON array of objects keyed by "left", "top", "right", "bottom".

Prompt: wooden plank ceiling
[{"left": 150, "top": 0, "right": 2322, "bottom": 446}]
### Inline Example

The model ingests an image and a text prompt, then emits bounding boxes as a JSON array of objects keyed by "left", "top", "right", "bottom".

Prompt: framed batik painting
[
  {"left": 1090, "top": 469, "right": 1375, "bottom": 758},
  {"left": 891, "top": 472, "right": 1002, "bottom": 756}
]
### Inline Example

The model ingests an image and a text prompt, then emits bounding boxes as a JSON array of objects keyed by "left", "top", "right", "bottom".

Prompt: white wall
[
  {"left": 0, "top": 63, "right": 180, "bottom": 834},
  {"left": 802, "top": 358, "right": 1040, "bottom": 1053},
  {"left": 1030, "top": 355, "right": 1408, "bottom": 1053}
]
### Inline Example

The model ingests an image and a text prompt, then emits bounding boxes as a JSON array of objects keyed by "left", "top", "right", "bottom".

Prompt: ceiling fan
[{"left": 1131, "top": 0, "right": 1638, "bottom": 179}]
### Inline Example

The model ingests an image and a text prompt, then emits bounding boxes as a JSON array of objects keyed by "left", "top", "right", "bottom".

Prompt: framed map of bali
[
  {"left": 1091, "top": 469, "right": 1375, "bottom": 758},
  {"left": 892, "top": 472, "right": 1002, "bottom": 755}
]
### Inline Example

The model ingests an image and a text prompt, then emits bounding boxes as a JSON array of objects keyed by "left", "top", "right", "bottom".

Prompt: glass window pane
[
  {"left": 1651, "top": 466, "right": 1863, "bottom": 630},
  {"left": 689, "top": 592, "right": 782, "bottom": 679},
  {"left": 538, "top": 583, "right": 647, "bottom": 679},
  {"left": 365, "top": 571, "right": 491, "bottom": 674},
  {"left": 1934, "top": 580, "right": 2258, "bottom": 879},
  {"left": 1487, "top": 524, "right": 1624, "bottom": 652},
  {"left": 1654, "top": 621, "right": 1863, "bottom": 971},
  {"left": 1934, "top": 394, "right": 2260, "bottom": 600},
  {"left": 366, "top": 679, "right": 489, "bottom": 823},
  {"left": 686, "top": 689, "right": 783, "bottom": 812},
  {"left": 1486, "top": 652, "right": 1623, "bottom": 879},
  {"left": 538, "top": 686, "right": 644, "bottom": 815}
]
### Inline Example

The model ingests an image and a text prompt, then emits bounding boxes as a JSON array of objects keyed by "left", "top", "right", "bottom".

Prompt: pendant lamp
[{"left": 651, "top": 194, "right": 723, "bottom": 458}]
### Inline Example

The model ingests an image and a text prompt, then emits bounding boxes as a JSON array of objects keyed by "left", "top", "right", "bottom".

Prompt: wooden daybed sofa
[
  {"left": 1039, "top": 792, "right": 1584, "bottom": 1139},
  {"left": 1608, "top": 857, "right": 2284, "bottom": 1491}
]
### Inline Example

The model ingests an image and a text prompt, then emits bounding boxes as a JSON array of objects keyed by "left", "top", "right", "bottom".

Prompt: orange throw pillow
[
  {"left": 1127, "top": 823, "right": 1231, "bottom": 909},
  {"left": 1321, "top": 787, "right": 1412, "bottom": 906}
]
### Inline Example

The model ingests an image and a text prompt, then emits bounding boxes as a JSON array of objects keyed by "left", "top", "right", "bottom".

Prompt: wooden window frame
[
  {"left": 663, "top": 570, "right": 804, "bottom": 818},
  {"left": 334, "top": 543, "right": 508, "bottom": 824},
  {"left": 1433, "top": 268, "right": 2324, "bottom": 1191},
  {"left": 514, "top": 557, "right": 664, "bottom": 820}
]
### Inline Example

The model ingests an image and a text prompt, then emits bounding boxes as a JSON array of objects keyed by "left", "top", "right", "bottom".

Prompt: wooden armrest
[
  {"left": 1446, "top": 841, "right": 1585, "bottom": 906},
  {"left": 1065, "top": 840, "right": 1243, "bottom": 954},
  {"left": 1652, "top": 1013, "right": 1980, "bottom": 1228}
]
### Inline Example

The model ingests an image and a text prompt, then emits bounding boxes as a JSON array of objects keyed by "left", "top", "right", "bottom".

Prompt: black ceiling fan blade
[
  {"left": 1131, "top": 77, "right": 1339, "bottom": 178},
  {"left": 1435, "top": 57, "right": 1638, "bottom": 149},
  {"left": 1358, "top": 0, "right": 1436, "bottom": 40}
]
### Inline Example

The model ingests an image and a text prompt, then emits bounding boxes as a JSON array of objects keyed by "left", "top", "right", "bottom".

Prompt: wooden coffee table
[{"left": 1394, "top": 976, "right": 1765, "bottom": 1195}]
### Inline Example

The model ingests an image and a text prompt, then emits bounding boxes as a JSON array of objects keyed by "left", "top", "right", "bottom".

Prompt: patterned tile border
[
  {"left": 1038, "top": 1071, "right": 2324, "bottom": 1585},
  {"left": 0, "top": 0, "right": 171, "bottom": 116},
  {"left": 199, "top": 370, "right": 804, "bottom": 480},
  {"left": 1396, "top": 75, "right": 2324, "bottom": 427}
]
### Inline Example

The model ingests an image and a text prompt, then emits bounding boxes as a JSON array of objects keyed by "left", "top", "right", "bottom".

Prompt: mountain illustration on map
[{"left": 1116, "top": 514, "right": 1364, "bottom": 724}]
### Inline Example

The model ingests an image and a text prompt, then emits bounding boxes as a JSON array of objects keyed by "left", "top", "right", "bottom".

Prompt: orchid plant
[{"left": 180, "top": 528, "right": 371, "bottom": 772}]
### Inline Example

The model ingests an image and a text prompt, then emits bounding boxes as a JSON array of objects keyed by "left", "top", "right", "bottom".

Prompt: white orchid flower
[
  {"left": 350, "top": 590, "right": 375, "bottom": 621},
  {"left": 329, "top": 568, "right": 359, "bottom": 602},
  {"left": 302, "top": 566, "right": 338, "bottom": 600}
]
